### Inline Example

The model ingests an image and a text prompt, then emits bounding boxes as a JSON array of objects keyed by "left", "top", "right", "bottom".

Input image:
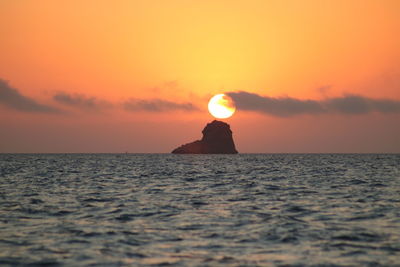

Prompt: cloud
[
  {"left": 123, "top": 98, "right": 198, "bottom": 112},
  {"left": 226, "top": 91, "right": 324, "bottom": 117},
  {"left": 326, "top": 95, "right": 400, "bottom": 114},
  {"left": 54, "top": 92, "right": 198, "bottom": 113},
  {"left": 226, "top": 91, "right": 400, "bottom": 117},
  {"left": 317, "top": 85, "right": 331, "bottom": 96},
  {"left": 53, "top": 92, "right": 112, "bottom": 110},
  {"left": 0, "top": 79, "right": 60, "bottom": 113}
]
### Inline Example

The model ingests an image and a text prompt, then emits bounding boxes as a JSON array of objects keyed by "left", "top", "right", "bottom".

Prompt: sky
[{"left": 0, "top": 0, "right": 399, "bottom": 153}]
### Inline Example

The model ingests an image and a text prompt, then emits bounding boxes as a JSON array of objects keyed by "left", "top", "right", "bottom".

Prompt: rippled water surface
[{"left": 0, "top": 154, "right": 399, "bottom": 266}]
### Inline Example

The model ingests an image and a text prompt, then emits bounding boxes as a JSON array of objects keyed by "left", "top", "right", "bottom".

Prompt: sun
[{"left": 208, "top": 94, "right": 236, "bottom": 119}]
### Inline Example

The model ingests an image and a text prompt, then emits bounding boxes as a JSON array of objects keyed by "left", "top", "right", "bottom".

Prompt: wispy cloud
[
  {"left": 123, "top": 98, "right": 198, "bottom": 112},
  {"left": 0, "top": 79, "right": 60, "bottom": 113},
  {"left": 53, "top": 92, "right": 112, "bottom": 110},
  {"left": 227, "top": 91, "right": 400, "bottom": 117}
]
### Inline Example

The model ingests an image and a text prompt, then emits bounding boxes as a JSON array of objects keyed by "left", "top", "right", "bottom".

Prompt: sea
[{"left": 0, "top": 154, "right": 399, "bottom": 266}]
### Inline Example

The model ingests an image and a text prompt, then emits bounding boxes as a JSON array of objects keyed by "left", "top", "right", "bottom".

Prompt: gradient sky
[{"left": 1, "top": 0, "right": 399, "bottom": 153}]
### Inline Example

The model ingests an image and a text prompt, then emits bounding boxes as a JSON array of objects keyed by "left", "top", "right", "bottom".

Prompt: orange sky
[{"left": 0, "top": 0, "right": 399, "bottom": 153}]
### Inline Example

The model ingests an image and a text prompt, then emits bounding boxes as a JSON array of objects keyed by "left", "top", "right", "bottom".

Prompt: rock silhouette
[{"left": 172, "top": 120, "right": 238, "bottom": 154}]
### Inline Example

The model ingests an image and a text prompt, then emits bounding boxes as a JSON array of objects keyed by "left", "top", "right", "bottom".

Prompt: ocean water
[{"left": 0, "top": 154, "right": 399, "bottom": 266}]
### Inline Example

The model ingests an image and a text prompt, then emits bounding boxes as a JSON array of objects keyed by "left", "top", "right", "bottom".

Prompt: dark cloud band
[
  {"left": 123, "top": 98, "right": 198, "bottom": 112},
  {"left": 53, "top": 92, "right": 112, "bottom": 110},
  {"left": 0, "top": 79, "right": 60, "bottom": 113},
  {"left": 227, "top": 91, "right": 400, "bottom": 117},
  {"left": 54, "top": 92, "right": 198, "bottom": 112}
]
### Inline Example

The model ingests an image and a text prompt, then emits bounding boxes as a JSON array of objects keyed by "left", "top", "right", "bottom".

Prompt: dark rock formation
[{"left": 172, "top": 120, "right": 238, "bottom": 154}]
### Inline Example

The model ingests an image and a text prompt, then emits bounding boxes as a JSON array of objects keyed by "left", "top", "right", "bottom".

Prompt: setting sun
[{"left": 208, "top": 94, "right": 236, "bottom": 119}]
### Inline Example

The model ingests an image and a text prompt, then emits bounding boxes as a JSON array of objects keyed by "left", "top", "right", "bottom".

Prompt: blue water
[{"left": 0, "top": 154, "right": 399, "bottom": 266}]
